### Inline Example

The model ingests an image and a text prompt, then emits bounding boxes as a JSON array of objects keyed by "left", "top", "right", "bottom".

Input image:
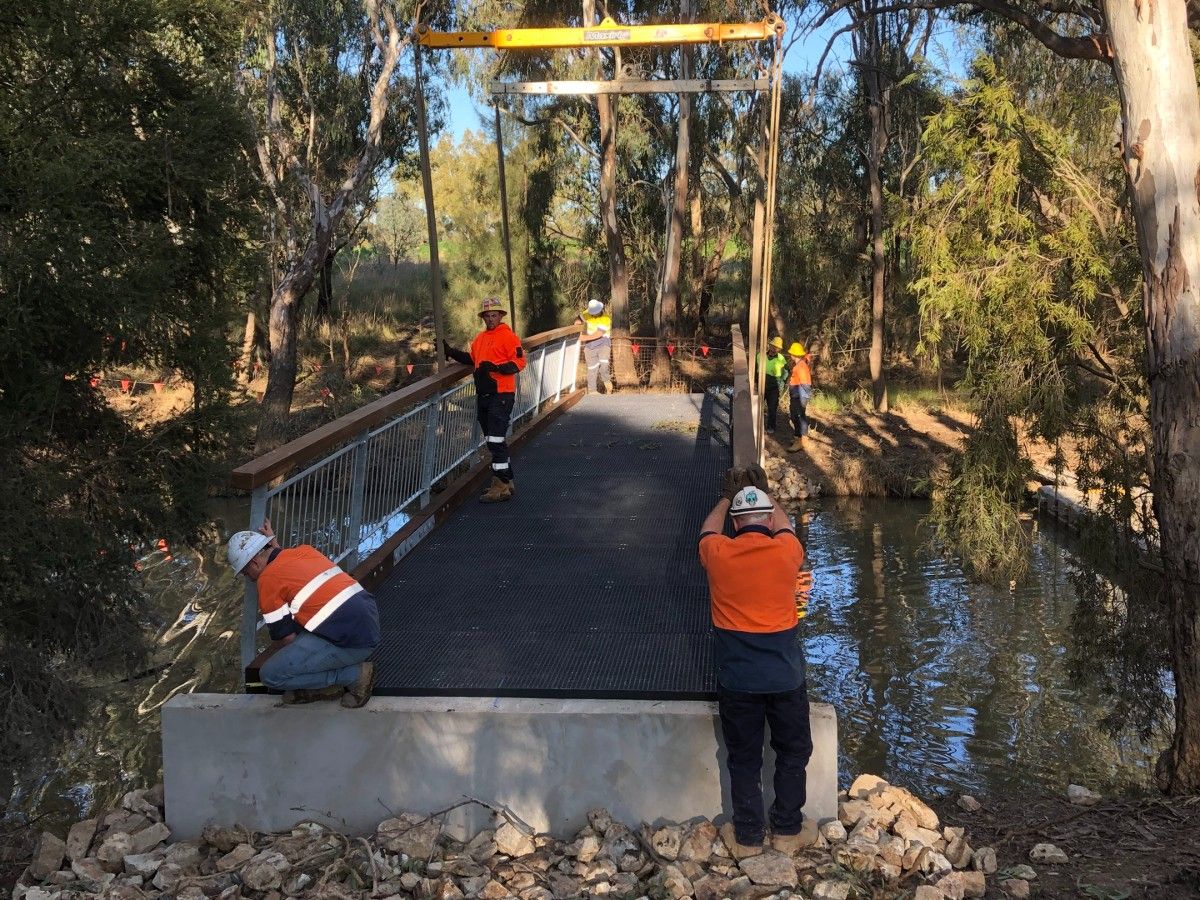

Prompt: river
[{"left": 8, "top": 497, "right": 1162, "bottom": 829}]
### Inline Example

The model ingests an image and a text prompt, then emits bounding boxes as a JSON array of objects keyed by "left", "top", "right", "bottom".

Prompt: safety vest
[
  {"left": 763, "top": 352, "right": 786, "bottom": 380},
  {"left": 789, "top": 357, "right": 812, "bottom": 387},
  {"left": 257, "top": 546, "right": 379, "bottom": 648},
  {"left": 582, "top": 313, "right": 611, "bottom": 338},
  {"left": 471, "top": 323, "right": 526, "bottom": 393}
]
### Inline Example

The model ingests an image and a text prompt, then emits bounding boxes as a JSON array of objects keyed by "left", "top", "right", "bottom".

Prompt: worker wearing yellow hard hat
[
  {"left": 763, "top": 336, "right": 786, "bottom": 432},
  {"left": 786, "top": 342, "right": 812, "bottom": 452}
]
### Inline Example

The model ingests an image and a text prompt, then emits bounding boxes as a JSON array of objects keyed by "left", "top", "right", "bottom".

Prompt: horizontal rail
[
  {"left": 416, "top": 17, "right": 783, "bottom": 51},
  {"left": 237, "top": 326, "right": 583, "bottom": 673},
  {"left": 230, "top": 324, "right": 581, "bottom": 491},
  {"left": 489, "top": 78, "right": 768, "bottom": 96}
]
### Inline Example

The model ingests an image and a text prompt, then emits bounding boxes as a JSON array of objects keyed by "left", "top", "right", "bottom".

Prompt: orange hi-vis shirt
[
  {"left": 699, "top": 524, "right": 807, "bottom": 692},
  {"left": 789, "top": 357, "right": 812, "bottom": 387},
  {"left": 257, "top": 545, "right": 379, "bottom": 648},
  {"left": 470, "top": 323, "right": 526, "bottom": 394}
]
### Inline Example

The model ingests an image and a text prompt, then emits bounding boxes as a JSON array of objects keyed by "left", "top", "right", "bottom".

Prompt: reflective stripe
[
  {"left": 261, "top": 605, "right": 291, "bottom": 624},
  {"left": 587, "top": 363, "right": 600, "bottom": 370},
  {"left": 492, "top": 462, "right": 510, "bottom": 470},
  {"left": 304, "top": 583, "right": 360, "bottom": 631},
  {"left": 486, "top": 435, "right": 506, "bottom": 443},
  {"left": 290, "top": 565, "right": 344, "bottom": 614}
]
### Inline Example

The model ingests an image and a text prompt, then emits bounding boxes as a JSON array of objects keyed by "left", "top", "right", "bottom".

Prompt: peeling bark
[{"left": 1105, "top": 0, "right": 1200, "bottom": 793}]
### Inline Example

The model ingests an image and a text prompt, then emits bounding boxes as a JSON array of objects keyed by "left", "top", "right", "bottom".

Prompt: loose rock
[
  {"left": 1001, "top": 878, "right": 1031, "bottom": 899},
  {"left": 957, "top": 795, "right": 982, "bottom": 813},
  {"left": 738, "top": 852, "right": 797, "bottom": 888},
  {"left": 1067, "top": 784, "right": 1101, "bottom": 806},
  {"left": 818, "top": 820, "right": 846, "bottom": 843},
  {"left": 494, "top": 823, "right": 535, "bottom": 859},
  {"left": 810, "top": 880, "right": 850, "bottom": 900},
  {"left": 650, "top": 825, "right": 682, "bottom": 861},
  {"left": 30, "top": 834, "right": 67, "bottom": 880},
  {"left": 66, "top": 820, "right": 99, "bottom": 862},
  {"left": 1029, "top": 843, "right": 1068, "bottom": 865},
  {"left": 972, "top": 846, "right": 997, "bottom": 874}
]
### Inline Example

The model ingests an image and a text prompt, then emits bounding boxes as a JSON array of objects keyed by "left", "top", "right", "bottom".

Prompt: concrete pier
[{"left": 162, "top": 694, "right": 838, "bottom": 840}]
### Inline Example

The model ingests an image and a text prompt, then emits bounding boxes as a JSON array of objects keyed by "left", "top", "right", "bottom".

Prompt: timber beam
[
  {"left": 489, "top": 78, "right": 768, "bottom": 96},
  {"left": 416, "top": 16, "right": 783, "bottom": 51}
]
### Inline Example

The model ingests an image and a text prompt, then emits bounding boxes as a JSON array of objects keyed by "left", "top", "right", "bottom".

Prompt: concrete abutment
[{"left": 162, "top": 694, "right": 837, "bottom": 839}]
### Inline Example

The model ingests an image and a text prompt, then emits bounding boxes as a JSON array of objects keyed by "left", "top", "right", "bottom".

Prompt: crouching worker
[
  {"left": 228, "top": 520, "right": 380, "bottom": 707},
  {"left": 699, "top": 476, "right": 814, "bottom": 859}
]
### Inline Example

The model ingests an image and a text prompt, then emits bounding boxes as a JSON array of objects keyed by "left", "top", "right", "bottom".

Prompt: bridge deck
[{"left": 374, "top": 392, "right": 729, "bottom": 699}]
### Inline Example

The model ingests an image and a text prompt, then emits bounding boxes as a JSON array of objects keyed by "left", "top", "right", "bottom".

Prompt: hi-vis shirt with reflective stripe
[
  {"left": 582, "top": 313, "right": 611, "bottom": 337},
  {"left": 256, "top": 545, "right": 377, "bottom": 647}
]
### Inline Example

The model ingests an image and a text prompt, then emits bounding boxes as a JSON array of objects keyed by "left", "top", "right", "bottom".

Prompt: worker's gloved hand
[
  {"left": 743, "top": 464, "right": 769, "bottom": 490},
  {"left": 442, "top": 340, "right": 454, "bottom": 357},
  {"left": 722, "top": 468, "right": 742, "bottom": 503},
  {"left": 477, "top": 360, "right": 498, "bottom": 373}
]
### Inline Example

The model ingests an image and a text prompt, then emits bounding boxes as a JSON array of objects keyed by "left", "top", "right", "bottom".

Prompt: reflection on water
[
  {"left": 799, "top": 497, "right": 1161, "bottom": 797},
  {"left": 11, "top": 496, "right": 1161, "bottom": 828}
]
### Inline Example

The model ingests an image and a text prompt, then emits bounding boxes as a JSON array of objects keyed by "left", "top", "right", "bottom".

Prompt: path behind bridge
[{"left": 374, "top": 392, "right": 729, "bottom": 698}]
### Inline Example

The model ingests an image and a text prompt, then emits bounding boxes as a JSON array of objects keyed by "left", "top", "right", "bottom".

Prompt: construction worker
[
  {"left": 786, "top": 342, "right": 812, "bottom": 452},
  {"left": 444, "top": 297, "right": 527, "bottom": 502},
  {"left": 576, "top": 298, "right": 613, "bottom": 394},
  {"left": 763, "top": 336, "right": 787, "bottom": 431},
  {"left": 699, "top": 479, "right": 813, "bottom": 859},
  {"left": 227, "top": 520, "right": 379, "bottom": 707}
]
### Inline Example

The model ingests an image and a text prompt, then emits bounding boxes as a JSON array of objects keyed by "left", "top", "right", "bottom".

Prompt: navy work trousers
[
  {"left": 478, "top": 391, "right": 515, "bottom": 483},
  {"left": 718, "top": 682, "right": 813, "bottom": 845}
]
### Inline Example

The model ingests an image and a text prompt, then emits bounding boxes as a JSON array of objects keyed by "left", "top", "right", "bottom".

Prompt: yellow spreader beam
[{"left": 416, "top": 15, "right": 784, "bottom": 51}]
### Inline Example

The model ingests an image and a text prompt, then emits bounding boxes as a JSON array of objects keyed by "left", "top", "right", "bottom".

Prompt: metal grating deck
[{"left": 373, "top": 392, "right": 730, "bottom": 699}]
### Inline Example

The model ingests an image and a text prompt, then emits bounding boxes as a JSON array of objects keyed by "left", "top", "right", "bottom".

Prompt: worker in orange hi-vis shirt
[
  {"left": 227, "top": 520, "right": 379, "bottom": 708},
  {"left": 698, "top": 476, "right": 814, "bottom": 861},
  {"left": 444, "top": 297, "right": 527, "bottom": 503},
  {"left": 786, "top": 342, "right": 812, "bottom": 453}
]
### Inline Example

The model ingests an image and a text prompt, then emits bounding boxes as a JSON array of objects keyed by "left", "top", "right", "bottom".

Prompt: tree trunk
[
  {"left": 316, "top": 250, "right": 335, "bottom": 320},
  {"left": 257, "top": 232, "right": 330, "bottom": 451},
  {"left": 1103, "top": 0, "right": 1200, "bottom": 794},
  {"left": 584, "top": 0, "right": 634, "bottom": 388},
  {"left": 689, "top": 186, "right": 703, "bottom": 332},
  {"left": 863, "top": 16, "right": 889, "bottom": 413},
  {"left": 652, "top": 1, "right": 693, "bottom": 387},
  {"left": 258, "top": 283, "right": 303, "bottom": 451},
  {"left": 698, "top": 225, "right": 735, "bottom": 332},
  {"left": 238, "top": 311, "right": 256, "bottom": 386}
]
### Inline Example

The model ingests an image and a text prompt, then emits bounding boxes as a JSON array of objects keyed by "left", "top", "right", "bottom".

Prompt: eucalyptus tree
[
  {"left": 239, "top": 0, "right": 426, "bottom": 450},
  {"left": 828, "top": 0, "right": 1200, "bottom": 793},
  {"left": 0, "top": 0, "right": 256, "bottom": 786}
]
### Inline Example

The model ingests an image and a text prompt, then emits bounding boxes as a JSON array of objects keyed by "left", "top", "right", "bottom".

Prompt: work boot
[
  {"left": 281, "top": 686, "right": 344, "bottom": 705},
  {"left": 718, "top": 822, "right": 763, "bottom": 861},
  {"left": 788, "top": 437, "right": 805, "bottom": 453},
  {"left": 480, "top": 475, "right": 502, "bottom": 497},
  {"left": 770, "top": 820, "right": 819, "bottom": 856},
  {"left": 340, "top": 661, "right": 376, "bottom": 709},
  {"left": 480, "top": 479, "right": 514, "bottom": 503}
]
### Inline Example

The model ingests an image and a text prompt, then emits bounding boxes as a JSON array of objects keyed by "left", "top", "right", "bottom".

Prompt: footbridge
[{"left": 162, "top": 324, "right": 837, "bottom": 839}]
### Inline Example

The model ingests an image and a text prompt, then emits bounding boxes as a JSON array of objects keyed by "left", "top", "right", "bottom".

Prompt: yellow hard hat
[
  {"left": 770, "top": 336, "right": 784, "bottom": 349},
  {"left": 478, "top": 297, "right": 506, "bottom": 317},
  {"left": 787, "top": 341, "right": 806, "bottom": 357}
]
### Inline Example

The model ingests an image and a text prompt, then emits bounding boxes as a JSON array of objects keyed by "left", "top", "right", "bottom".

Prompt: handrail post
[
  {"left": 555, "top": 338, "right": 568, "bottom": 401},
  {"left": 343, "top": 427, "right": 371, "bottom": 571},
  {"left": 531, "top": 346, "right": 546, "bottom": 415},
  {"left": 241, "top": 484, "right": 269, "bottom": 685},
  {"left": 419, "top": 395, "right": 441, "bottom": 508}
]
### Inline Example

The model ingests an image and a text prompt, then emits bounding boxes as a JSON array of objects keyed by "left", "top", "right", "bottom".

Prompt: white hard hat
[
  {"left": 227, "top": 530, "right": 271, "bottom": 574},
  {"left": 730, "top": 486, "right": 774, "bottom": 516},
  {"left": 587, "top": 299, "right": 604, "bottom": 316}
]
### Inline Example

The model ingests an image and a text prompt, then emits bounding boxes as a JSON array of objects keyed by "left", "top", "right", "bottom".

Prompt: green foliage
[
  {"left": 911, "top": 55, "right": 1145, "bottom": 578},
  {"left": 0, "top": 0, "right": 255, "bottom": 781}
]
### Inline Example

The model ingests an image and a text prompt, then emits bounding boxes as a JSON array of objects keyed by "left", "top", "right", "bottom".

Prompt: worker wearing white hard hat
[
  {"left": 227, "top": 519, "right": 379, "bottom": 707},
  {"left": 576, "top": 297, "right": 613, "bottom": 394},
  {"left": 698, "top": 475, "right": 814, "bottom": 859}
]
